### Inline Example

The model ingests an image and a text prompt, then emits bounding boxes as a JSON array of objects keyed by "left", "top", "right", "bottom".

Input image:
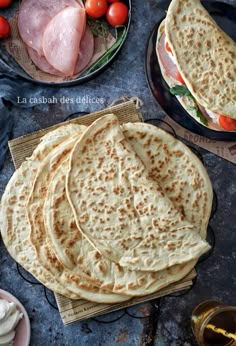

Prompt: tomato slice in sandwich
[
  {"left": 219, "top": 115, "right": 236, "bottom": 131},
  {"left": 177, "top": 72, "right": 185, "bottom": 85},
  {"left": 165, "top": 41, "right": 172, "bottom": 53}
]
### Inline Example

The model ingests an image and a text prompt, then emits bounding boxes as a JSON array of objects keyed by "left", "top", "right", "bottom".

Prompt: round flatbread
[
  {"left": 1, "top": 115, "right": 213, "bottom": 301},
  {"left": 27, "top": 131, "right": 131, "bottom": 303},
  {"left": 0, "top": 124, "right": 85, "bottom": 299},
  {"left": 66, "top": 114, "right": 210, "bottom": 271},
  {"left": 45, "top": 120, "right": 212, "bottom": 296}
]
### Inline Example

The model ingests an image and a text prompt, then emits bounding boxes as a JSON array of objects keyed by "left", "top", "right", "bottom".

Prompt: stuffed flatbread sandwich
[{"left": 156, "top": 0, "right": 236, "bottom": 132}]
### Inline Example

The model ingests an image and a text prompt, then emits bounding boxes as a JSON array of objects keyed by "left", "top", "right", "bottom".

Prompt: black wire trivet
[
  {"left": 14, "top": 114, "right": 217, "bottom": 336},
  {"left": 63, "top": 111, "right": 89, "bottom": 122}
]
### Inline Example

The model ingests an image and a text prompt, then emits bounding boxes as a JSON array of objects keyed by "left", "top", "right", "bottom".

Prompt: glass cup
[{"left": 191, "top": 300, "right": 236, "bottom": 346}]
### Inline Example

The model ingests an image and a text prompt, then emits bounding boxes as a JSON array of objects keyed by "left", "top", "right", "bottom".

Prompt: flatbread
[
  {"left": 1, "top": 115, "right": 212, "bottom": 301},
  {"left": 66, "top": 114, "right": 210, "bottom": 272},
  {"left": 45, "top": 121, "right": 212, "bottom": 296},
  {"left": 27, "top": 131, "right": 131, "bottom": 303},
  {"left": 156, "top": 21, "right": 204, "bottom": 129},
  {"left": 165, "top": 0, "right": 236, "bottom": 119},
  {"left": 0, "top": 124, "right": 85, "bottom": 299},
  {"left": 1, "top": 123, "right": 129, "bottom": 302},
  {"left": 123, "top": 122, "right": 213, "bottom": 239},
  {"left": 156, "top": 20, "right": 224, "bottom": 131}
]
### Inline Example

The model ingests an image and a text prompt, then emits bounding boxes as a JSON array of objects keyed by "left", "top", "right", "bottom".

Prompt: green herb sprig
[
  {"left": 170, "top": 85, "right": 194, "bottom": 99},
  {"left": 87, "top": 19, "right": 99, "bottom": 37},
  {"left": 187, "top": 106, "right": 208, "bottom": 126},
  {"left": 87, "top": 18, "right": 108, "bottom": 50},
  {"left": 83, "top": 25, "right": 127, "bottom": 75},
  {"left": 170, "top": 85, "right": 208, "bottom": 126}
]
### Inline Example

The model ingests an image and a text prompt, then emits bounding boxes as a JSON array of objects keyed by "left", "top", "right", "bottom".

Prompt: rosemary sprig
[
  {"left": 100, "top": 21, "right": 108, "bottom": 51},
  {"left": 87, "top": 19, "right": 99, "bottom": 37},
  {"left": 87, "top": 18, "right": 108, "bottom": 49}
]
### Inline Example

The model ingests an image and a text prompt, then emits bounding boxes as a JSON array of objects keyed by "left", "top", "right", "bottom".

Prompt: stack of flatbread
[{"left": 0, "top": 114, "right": 213, "bottom": 303}]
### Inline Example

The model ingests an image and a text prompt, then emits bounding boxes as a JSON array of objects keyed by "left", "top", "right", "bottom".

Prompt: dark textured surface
[{"left": 0, "top": 1, "right": 236, "bottom": 345}]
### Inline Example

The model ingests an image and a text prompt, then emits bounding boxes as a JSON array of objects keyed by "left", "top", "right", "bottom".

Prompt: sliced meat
[
  {"left": 43, "top": 7, "right": 86, "bottom": 76},
  {"left": 27, "top": 25, "right": 94, "bottom": 77},
  {"left": 18, "top": 0, "right": 83, "bottom": 56},
  {"left": 75, "top": 25, "right": 94, "bottom": 74},
  {"left": 157, "top": 33, "right": 179, "bottom": 81},
  {"left": 27, "top": 46, "right": 63, "bottom": 76}
]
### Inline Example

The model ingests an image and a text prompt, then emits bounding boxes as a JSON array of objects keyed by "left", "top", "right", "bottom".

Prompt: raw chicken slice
[
  {"left": 18, "top": 0, "right": 83, "bottom": 56},
  {"left": 43, "top": 6, "right": 86, "bottom": 76}
]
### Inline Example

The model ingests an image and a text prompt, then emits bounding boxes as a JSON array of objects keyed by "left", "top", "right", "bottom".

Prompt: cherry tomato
[
  {"left": 177, "top": 71, "right": 185, "bottom": 85},
  {"left": 85, "top": 0, "right": 108, "bottom": 19},
  {"left": 165, "top": 41, "right": 172, "bottom": 53},
  {"left": 106, "top": 2, "right": 128, "bottom": 27},
  {"left": 107, "top": 0, "right": 120, "bottom": 2},
  {"left": 0, "top": 0, "right": 12, "bottom": 8},
  {"left": 219, "top": 114, "right": 236, "bottom": 131},
  {"left": 0, "top": 16, "right": 10, "bottom": 39}
]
